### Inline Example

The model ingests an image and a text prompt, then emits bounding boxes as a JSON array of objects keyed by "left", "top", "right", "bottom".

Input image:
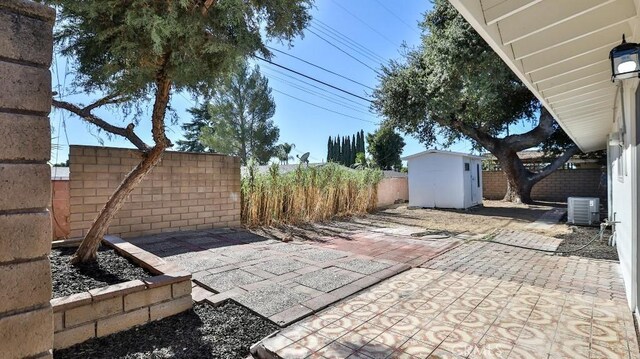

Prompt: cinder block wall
[
  {"left": 0, "top": 1, "right": 55, "bottom": 357},
  {"left": 377, "top": 177, "right": 409, "bottom": 207},
  {"left": 483, "top": 169, "right": 605, "bottom": 202},
  {"left": 69, "top": 146, "right": 241, "bottom": 238},
  {"left": 52, "top": 180, "right": 71, "bottom": 239}
]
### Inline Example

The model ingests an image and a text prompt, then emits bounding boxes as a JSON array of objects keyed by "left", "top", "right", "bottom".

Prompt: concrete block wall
[
  {"left": 377, "top": 177, "right": 409, "bottom": 207},
  {"left": 483, "top": 169, "right": 605, "bottom": 202},
  {"left": 0, "top": 1, "right": 55, "bottom": 357},
  {"left": 69, "top": 146, "right": 241, "bottom": 239},
  {"left": 51, "top": 272, "right": 192, "bottom": 349},
  {"left": 52, "top": 180, "right": 71, "bottom": 239}
]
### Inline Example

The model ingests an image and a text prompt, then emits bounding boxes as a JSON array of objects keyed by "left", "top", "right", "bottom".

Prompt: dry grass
[{"left": 241, "top": 163, "right": 382, "bottom": 227}]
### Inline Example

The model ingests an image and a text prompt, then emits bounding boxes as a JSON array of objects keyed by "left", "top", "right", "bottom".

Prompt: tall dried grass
[{"left": 241, "top": 163, "right": 383, "bottom": 226}]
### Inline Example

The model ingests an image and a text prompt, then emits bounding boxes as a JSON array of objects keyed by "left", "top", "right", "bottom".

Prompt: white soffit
[{"left": 448, "top": 0, "right": 640, "bottom": 152}]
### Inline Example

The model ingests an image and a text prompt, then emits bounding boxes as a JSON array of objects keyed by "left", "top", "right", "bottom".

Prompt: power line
[
  {"left": 314, "top": 19, "right": 386, "bottom": 63},
  {"left": 267, "top": 46, "right": 375, "bottom": 90},
  {"left": 309, "top": 24, "right": 383, "bottom": 65},
  {"left": 307, "top": 28, "right": 381, "bottom": 75},
  {"left": 255, "top": 56, "right": 373, "bottom": 103},
  {"left": 269, "top": 78, "right": 373, "bottom": 116},
  {"left": 265, "top": 71, "right": 372, "bottom": 114},
  {"left": 262, "top": 66, "right": 371, "bottom": 110},
  {"left": 372, "top": 0, "right": 421, "bottom": 35},
  {"left": 311, "top": 23, "right": 385, "bottom": 65},
  {"left": 272, "top": 89, "right": 377, "bottom": 124},
  {"left": 330, "top": 0, "right": 399, "bottom": 47}
]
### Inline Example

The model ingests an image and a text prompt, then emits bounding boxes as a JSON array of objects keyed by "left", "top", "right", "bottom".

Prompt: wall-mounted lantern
[{"left": 610, "top": 35, "right": 640, "bottom": 81}]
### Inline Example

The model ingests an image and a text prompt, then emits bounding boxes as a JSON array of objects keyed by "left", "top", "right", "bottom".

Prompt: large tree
[
  {"left": 367, "top": 125, "right": 405, "bottom": 171},
  {"left": 49, "top": 0, "right": 312, "bottom": 263},
  {"left": 199, "top": 62, "right": 279, "bottom": 165},
  {"left": 373, "top": 0, "right": 580, "bottom": 203},
  {"left": 176, "top": 104, "right": 214, "bottom": 153}
]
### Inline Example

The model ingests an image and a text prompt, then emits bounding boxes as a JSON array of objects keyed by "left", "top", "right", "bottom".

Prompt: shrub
[{"left": 242, "top": 162, "right": 382, "bottom": 226}]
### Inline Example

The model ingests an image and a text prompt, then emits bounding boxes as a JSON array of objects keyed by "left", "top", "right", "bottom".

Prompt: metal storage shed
[{"left": 403, "top": 150, "right": 484, "bottom": 209}]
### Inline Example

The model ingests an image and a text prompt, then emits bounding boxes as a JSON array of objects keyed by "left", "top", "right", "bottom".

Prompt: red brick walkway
[{"left": 313, "top": 230, "right": 462, "bottom": 267}]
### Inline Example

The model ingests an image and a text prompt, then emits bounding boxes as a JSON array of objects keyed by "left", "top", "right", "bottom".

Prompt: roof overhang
[
  {"left": 402, "top": 149, "right": 485, "bottom": 160},
  {"left": 447, "top": 0, "right": 640, "bottom": 152}
]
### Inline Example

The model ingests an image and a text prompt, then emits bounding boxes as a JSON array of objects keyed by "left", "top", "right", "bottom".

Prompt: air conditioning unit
[{"left": 567, "top": 197, "right": 600, "bottom": 225}]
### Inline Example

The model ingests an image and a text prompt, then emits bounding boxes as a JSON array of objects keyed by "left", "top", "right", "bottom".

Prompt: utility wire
[
  {"left": 272, "top": 89, "right": 377, "bottom": 124},
  {"left": 267, "top": 46, "right": 375, "bottom": 90},
  {"left": 262, "top": 66, "right": 372, "bottom": 110},
  {"left": 372, "top": 0, "right": 421, "bottom": 35},
  {"left": 255, "top": 56, "right": 373, "bottom": 103},
  {"left": 266, "top": 73, "right": 373, "bottom": 115},
  {"left": 309, "top": 23, "right": 383, "bottom": 65},
  {"left": 314, "top": 19, "right": 386, "bottom": 63},
  {"left": 307, "top": 28, "right": 382, "bottom": 75},
  {"left": 330, "top": 0, "right": 399, "bottom": 47}
]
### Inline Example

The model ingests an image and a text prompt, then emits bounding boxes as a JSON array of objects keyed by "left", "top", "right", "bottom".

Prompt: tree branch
[
  {"left": 449, "top": 118, "right": 500, "bottom": 152},
  {"left": 84, "top": 93, "right": 130, "bottom": 112},
  {"left": 202, "top": 0, "right": 215, "bottom": 15},
  {"left": 502, "top": 107, "right": 556, "bottom": 151},
  {"left": 52, "top": 98, "right": 150, "bottom": 151},
  {"left": 529, "top": 144, "right": 580, "bottom": 183}
]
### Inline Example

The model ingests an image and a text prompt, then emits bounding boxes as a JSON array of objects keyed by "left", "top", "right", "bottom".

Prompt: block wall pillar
[{"left": 0, "top": 1, "right": 55, "bottom": 357}]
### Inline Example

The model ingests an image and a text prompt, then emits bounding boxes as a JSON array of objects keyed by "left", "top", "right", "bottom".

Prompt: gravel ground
[
  {"left": 555, "top": 225, "right": 618, "bottom": 261},
  {"left": 51, "top": 247, "right": 152, "bottom": 298},
  {"left": 54, "top": 302, "right": 279, "bottom": 359}
]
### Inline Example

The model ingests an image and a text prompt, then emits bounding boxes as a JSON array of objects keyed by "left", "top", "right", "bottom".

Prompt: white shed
[{"left": 403, "top": 150, "right": 484, "bottom": 209}]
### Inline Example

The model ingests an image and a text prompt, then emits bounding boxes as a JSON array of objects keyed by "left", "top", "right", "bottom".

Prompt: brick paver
[
  {"left": 314, "top": 229, "right": 462, "bottom": 267},
  {"left": 119, "top": 227, "right": 461, "bottom": 326},
  {"left": 254, "top": 233, "right": 637, "bottom": 358}
]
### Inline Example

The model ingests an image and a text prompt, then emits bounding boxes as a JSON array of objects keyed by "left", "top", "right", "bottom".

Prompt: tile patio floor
[
  {"left": 254, "top": 231, "right": 638, "bottom": 359},
  {"left": 120, "top": 228, "right": 461, "bottom": 326}
]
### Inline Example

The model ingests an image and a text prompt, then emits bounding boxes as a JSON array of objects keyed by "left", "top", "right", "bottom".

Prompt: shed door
[{"left": 469, "top": 162, "right": 481, "bottom": 205}]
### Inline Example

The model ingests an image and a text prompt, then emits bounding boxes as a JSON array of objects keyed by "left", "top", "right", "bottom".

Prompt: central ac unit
[{"left": 567, "top": 197, "right": 600, "bottom": 225}]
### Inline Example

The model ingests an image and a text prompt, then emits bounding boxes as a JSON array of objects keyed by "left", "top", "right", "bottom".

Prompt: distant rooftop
[{"left": 51, "top": 166, "right": 69, "bottom": 180}]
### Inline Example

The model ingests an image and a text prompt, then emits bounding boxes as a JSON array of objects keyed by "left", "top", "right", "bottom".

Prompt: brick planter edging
[{"left": 51, "top": 270, "right": 192, "bottom": 349}]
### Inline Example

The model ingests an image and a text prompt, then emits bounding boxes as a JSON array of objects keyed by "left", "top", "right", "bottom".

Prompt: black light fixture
[{"left": 610, "top": 35, "right": 640, "bottom": 81}]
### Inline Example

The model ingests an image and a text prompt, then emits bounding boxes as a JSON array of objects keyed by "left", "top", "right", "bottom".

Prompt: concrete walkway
[
  {"left": 253, "top": 231, "right": 637, "bottom": 358},
  {"left": 120, "top": 228, "right": 461, "bottom": 326}
]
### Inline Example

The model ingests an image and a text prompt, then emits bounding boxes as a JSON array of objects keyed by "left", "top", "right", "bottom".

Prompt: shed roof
[
  {"left": 51, "top": 166, "right": 69, "bottom": 180},
  {"left": 402, "top": 149, "right": 484, "bottom": 161}
]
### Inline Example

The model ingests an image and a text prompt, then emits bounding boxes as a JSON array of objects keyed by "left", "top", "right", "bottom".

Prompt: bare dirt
[
  {"left": 556, "top": 225, "right": 618, "bottom": 261},
  {"left": 253, "top": 200, "right": 571, "bottom": 241}
]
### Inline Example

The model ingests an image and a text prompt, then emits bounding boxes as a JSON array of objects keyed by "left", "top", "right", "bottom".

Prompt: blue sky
[{"left": 50, "top": 0, "right": 524, "bottom": 165}]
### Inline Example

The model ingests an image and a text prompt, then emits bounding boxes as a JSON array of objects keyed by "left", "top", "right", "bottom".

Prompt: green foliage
[
  {"left": 327, "top": 130, "right": 365, "bottom": 167},
  {"left": 373, "top": 0, "right": 539, "bottom": 147},
  {"left": 242, "top": 162, "right": 382, "bottom": 226},
  {"left": 199, "top": 62, "right": 279, "bottom": 165},
  {"left": 276, "top": 142, "right": 296, "bottom": 164},
  {"left": 49, "top": 0, "right": 313, "bottom": 99},
  {"left": 367, "top": 125, "right": 405, "bottom": 171},
  {"left": 176, "top": 104, "right": 214, "bottom": 152}
]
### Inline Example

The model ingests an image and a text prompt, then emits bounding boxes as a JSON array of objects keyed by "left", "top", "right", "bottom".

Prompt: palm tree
[{"left": 276, "top": 143, "right": 295, "bottom": 165}]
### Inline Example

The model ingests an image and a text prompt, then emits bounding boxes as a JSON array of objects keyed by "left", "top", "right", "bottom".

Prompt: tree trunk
[
  {"left": 71, "top": 146, "right": 167, "bottom": 263},
  {"left": 495, "top": 150, "right": 534, "bottom": 204},
  {"left": 72, "top": 53, "right": 173, "bottom": 264}
]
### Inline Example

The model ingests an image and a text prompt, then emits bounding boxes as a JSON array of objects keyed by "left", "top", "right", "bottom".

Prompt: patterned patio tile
[
  {"left": 234, "top": 284, "right": 310, "bottom": 317},
  {"left": 195, "top": 268, "right": 264, "bottom": 293},
  {"left": 293, "top": 267, "right": 360, "bottom": 292}
]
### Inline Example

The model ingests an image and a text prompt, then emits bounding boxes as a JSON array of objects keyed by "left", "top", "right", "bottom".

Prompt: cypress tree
[
  {"left": 351, "top": 134, "right": 357, "bottom": 165},
  {"left": 327, "top": 136, "right": 332, "bottom": 162}
]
